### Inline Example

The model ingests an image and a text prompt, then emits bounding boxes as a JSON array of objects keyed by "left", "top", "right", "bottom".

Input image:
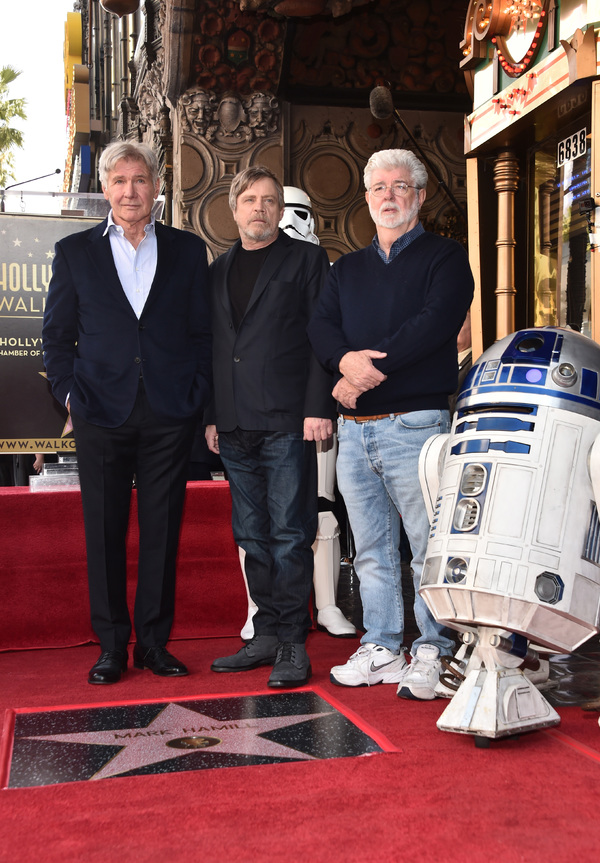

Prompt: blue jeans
[
  {"left": 336, "top": 410, "right": 455, "bottom": 656},
  {"left": 218, "top": 429, "right": 317, "bottom": 643}
]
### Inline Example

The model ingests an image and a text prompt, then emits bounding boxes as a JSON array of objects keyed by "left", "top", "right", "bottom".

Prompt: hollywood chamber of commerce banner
[{"left": 0, "top": 213, "right": 101, "bottom": 454}]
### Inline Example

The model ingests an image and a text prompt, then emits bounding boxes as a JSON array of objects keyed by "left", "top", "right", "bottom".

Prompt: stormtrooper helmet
[{"left": 279, "top": 186, "right": 319, "bottom": 244}]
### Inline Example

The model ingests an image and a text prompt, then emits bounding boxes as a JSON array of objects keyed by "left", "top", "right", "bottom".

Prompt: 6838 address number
[{"left": 557, "top": 128, "right": 587, "bottom": 167}]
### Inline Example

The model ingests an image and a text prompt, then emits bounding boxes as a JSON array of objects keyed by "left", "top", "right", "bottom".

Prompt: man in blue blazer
[
  {"left": 42, "top": 142, "right": 212, "bottom": 684},
  {"left": 205, "top": 166, "right": 336, "bottom": 688}
]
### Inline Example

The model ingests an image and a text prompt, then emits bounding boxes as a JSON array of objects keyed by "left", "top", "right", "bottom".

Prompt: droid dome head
[
  {"left": 279, "top": 186, "right": 319, "bottom": 244},
  {"left": 457, "top": 326, "right": 600, "bottom": 421}
]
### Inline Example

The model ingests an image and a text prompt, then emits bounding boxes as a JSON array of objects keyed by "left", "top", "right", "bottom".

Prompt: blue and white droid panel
[{"left": 420, "top": 328, "right": 600, "bottom": 653}]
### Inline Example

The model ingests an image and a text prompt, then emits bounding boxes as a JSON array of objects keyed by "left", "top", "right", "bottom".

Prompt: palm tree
[{"left": 0, "top": 66, "right": 27, "bottom": 188}]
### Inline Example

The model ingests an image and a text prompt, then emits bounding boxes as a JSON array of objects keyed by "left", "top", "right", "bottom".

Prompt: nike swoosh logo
[{"left": 370, "top": 659, "right": 396, "bottom": 672}]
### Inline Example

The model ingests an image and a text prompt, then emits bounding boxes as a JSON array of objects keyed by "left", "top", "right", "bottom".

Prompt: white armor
[{"left": 279, "top": 186, "right": 320, "bottom": 245}]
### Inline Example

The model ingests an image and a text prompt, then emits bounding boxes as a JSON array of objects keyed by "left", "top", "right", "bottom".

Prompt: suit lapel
[
  {"left": 142, "top": 222, "right": 173, "bottom": 317},
  {"left": 217, "top": 241, "right": 239, "bottom": 316},
  {"left": 215, "top": 232, "right": 290, "bottom": 321},
  {"left": 244, "top": 232, "right": 289, "bottom": 315},
  {"left": 86, "top": 220, "right": 135, "bottom": 316}
]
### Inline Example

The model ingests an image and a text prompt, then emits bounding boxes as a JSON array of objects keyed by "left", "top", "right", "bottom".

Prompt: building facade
[
  {"left": 63, "top": 0, "right": 470, "bottom": 262},
  {"left": 461, "top": 1, "right": 600, "bottom": 355}
]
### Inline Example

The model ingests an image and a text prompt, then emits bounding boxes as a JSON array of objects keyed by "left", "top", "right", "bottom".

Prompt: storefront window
[{"left": 530, "top": 119, "right": 592, "bottom": 336}]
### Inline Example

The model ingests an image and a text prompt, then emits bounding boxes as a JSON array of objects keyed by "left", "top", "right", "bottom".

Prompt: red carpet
[
  {"left": 0, "top": 482, "right": 246, "bottom": 650},
  {"left": 1, "top": 634, "right": 600, "bottom": 862},
  {"left": 2, "top": 483, "right": 600, "bottom": 860}
]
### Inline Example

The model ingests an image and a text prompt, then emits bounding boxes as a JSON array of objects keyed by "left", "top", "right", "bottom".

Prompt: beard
[
  {"left": 369, "top": 197, "right": 420, "bottom": 230},
  {"left": 241, "top": 217, "right": 278, "bottom": 243}
]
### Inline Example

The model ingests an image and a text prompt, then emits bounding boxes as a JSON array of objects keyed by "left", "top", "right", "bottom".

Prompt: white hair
[{"left": 364, "top": 149, "right": 428, "bottom": 191}]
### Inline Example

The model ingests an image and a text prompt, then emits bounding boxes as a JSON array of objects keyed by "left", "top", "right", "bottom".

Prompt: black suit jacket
[
  {"left": 42, "top": 218, "right": 212, "bottom": 427},
  {"left": 208, "top": 231, "right": 335, "bottom": 432}
]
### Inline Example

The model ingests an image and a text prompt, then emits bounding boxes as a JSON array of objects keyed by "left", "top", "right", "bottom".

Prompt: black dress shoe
[
  {"left": 268, "top": 642, "right": 311, "bottom": 688},
  {"left": 133, "top": 645, "right": 189, "bottom": 677},
  {"left": 88, "top": 650, "right": 128, "bottom": 685},
  {"left": 211, "top": 635, "right": 279, "bottom": 672}
]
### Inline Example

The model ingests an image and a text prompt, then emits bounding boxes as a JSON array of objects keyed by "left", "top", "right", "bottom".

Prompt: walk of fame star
[
  {"left": 26, "top": 703, "right": 325, "bottom": 780},
  {"left": 5, "top": 691, "right": 392, "bottom": 788}
]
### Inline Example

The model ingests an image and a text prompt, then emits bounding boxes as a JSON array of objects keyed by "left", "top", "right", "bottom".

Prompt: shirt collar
[
  {"left": 372, "top": 221, "right": 425, "bottom": 263},
  {"left": 103, "top": 210, "right": 156, "bottom": 237}
]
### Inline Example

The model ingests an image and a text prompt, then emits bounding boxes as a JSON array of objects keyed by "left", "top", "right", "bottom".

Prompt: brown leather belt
[{"left": 340, "top": 412, "right": 406, "bottom": 423}]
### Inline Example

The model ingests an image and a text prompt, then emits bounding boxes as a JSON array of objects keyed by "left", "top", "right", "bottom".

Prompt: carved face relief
[
  {"left": 139, "top": 86, "right": 160, "bottom": 127},
  {"left": 245, "top": 93, "right": 277, "bottom": 137},
  {"left": 182, "top": 91, "right": 215, "bottom": 136}
]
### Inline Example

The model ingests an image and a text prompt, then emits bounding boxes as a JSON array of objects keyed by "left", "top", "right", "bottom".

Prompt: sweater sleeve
[
  {"left": 303, "top": 246, "right": 338, "bottom": 419},
  {"left": 306, "top": 260, "right": 352, "bottom": 375}
]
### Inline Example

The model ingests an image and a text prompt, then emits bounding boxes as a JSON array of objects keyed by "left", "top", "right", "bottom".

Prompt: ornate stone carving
[
  {"left": 181, "top": 88, "right": 219, "bottom": 137},
  {"left": 214, "top": 92, "right": 248, "bottom": 140},
  {"left": 244, "top": 92, "right": 279, "bottom": 138},
  {"left": 190, "top": 0, "right": 285, "bottom": 95},
  {"left": 284, "top": 0, "right": 469, "bottom": 108},
  {"left": 179, "top": 88, "right": 279, "bottom": 144}
]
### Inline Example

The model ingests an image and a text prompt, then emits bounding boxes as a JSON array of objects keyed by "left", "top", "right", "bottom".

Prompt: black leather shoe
[
  {"left": 268, "top": 642, "right": 311, "bottom": 688},
  {"left": 211, "top": 635, "right": 279, "bottom": 672},
  {"left": 133, "top": 645, "right": 189, "bottom": 677},
  {"left": 88, "top": 649, "right": 128, "bottom": 685}
]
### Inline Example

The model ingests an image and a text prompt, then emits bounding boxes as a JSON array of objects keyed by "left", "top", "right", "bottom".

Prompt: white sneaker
[
  {"left": 330, "top": 643, "right": 407, "bottom": 687},
  {"left": 397, "top": 644, "right": 442, "bottom": 700}
]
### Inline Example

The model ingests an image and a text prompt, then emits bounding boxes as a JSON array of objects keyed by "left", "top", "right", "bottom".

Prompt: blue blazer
[{"left": 42, "top": 218, "right": 212, "bottom": 427}]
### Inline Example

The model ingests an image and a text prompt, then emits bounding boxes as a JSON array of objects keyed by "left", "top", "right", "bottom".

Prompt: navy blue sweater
[{"left": 307, "top": 231, "right": 474, "bottom": 415}]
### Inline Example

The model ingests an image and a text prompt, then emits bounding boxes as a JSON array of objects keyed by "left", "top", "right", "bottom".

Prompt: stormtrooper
[
  {"left": 238, "top": 186, "right": 356, "bottom": 641},
  {"left": 419, "top": 327, "right": 600, "bottom": 739}
]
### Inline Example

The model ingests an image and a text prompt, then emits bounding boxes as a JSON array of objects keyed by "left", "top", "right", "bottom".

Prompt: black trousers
[{"left": 71, "top": 383, "right": 197, "bottom": 652}]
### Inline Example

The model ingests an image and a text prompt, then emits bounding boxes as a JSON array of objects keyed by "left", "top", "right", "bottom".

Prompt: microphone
[
  {"left": 368, "top": 86, "right": 467, "bottom": 225},
  {"left": 0, "top": 169, "right": 62, "bottom": 212},
  {"left": 369, "top": 86, "right": 394, "bottom": 121}
]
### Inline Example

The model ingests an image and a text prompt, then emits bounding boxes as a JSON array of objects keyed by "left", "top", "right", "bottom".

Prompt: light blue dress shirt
[{"left": 104, "top": 211, "right": 158, "bottom": 318}]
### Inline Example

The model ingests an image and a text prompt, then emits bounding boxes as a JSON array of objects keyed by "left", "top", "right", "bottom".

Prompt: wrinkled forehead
[
  {"left": 109, "top": 157, "right": 153, "bottom": 180},
  {"left": 369, "top": 167, "right": 413, "bottom": 185}
]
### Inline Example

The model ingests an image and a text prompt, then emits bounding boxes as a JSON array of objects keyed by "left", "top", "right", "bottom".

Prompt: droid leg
[
  {"left": 238, "top": 548, "right": 258, "bottom": 641},
  {"left": 434, "top": 635, "right": 552, "bottom": 698},
  {"left": 435, "top": 627, "right": 560, "bottom": 739},
  {"left": 313, "top": 511, "right": 356, "bottom": 638},
  {"left": 434, "top": 639, "right": 477, "bottom": 698}
]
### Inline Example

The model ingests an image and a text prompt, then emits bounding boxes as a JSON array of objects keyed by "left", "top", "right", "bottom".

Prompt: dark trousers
[
  {"left": 218, "top": 428, "right": 317, "bottom": 644},
  {"left": 71, "top": 384, "right": 196, "bottom": 652}
]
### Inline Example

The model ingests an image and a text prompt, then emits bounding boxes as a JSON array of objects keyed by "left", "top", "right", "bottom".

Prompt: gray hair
[
  {"left": 364, "top": 149, "right": 428, "bottom": 191},
  {"left": 98, "top": 141, "right": 159, "bottom": 187},
  {"left": 229, "top": 165, "right": 284, "bottom": 212}
]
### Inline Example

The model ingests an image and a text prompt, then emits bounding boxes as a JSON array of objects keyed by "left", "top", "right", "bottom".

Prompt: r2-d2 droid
[{"left": 419, "top": 327, "right": 600, "bottom": 739}]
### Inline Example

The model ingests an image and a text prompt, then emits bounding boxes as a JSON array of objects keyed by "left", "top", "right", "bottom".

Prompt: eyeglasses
[{"left": 368, "top": 181, "right": 420, "bottom": 198}]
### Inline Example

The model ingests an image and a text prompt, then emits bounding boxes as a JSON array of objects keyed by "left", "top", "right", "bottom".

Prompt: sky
[{"left": 0, "top": 0, "right": 76, "bottom": 199}]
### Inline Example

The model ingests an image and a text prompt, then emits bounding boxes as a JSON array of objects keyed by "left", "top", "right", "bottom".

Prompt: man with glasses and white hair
[{"left": 308, "top": 148, "right": 473, "bottom": 699}]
